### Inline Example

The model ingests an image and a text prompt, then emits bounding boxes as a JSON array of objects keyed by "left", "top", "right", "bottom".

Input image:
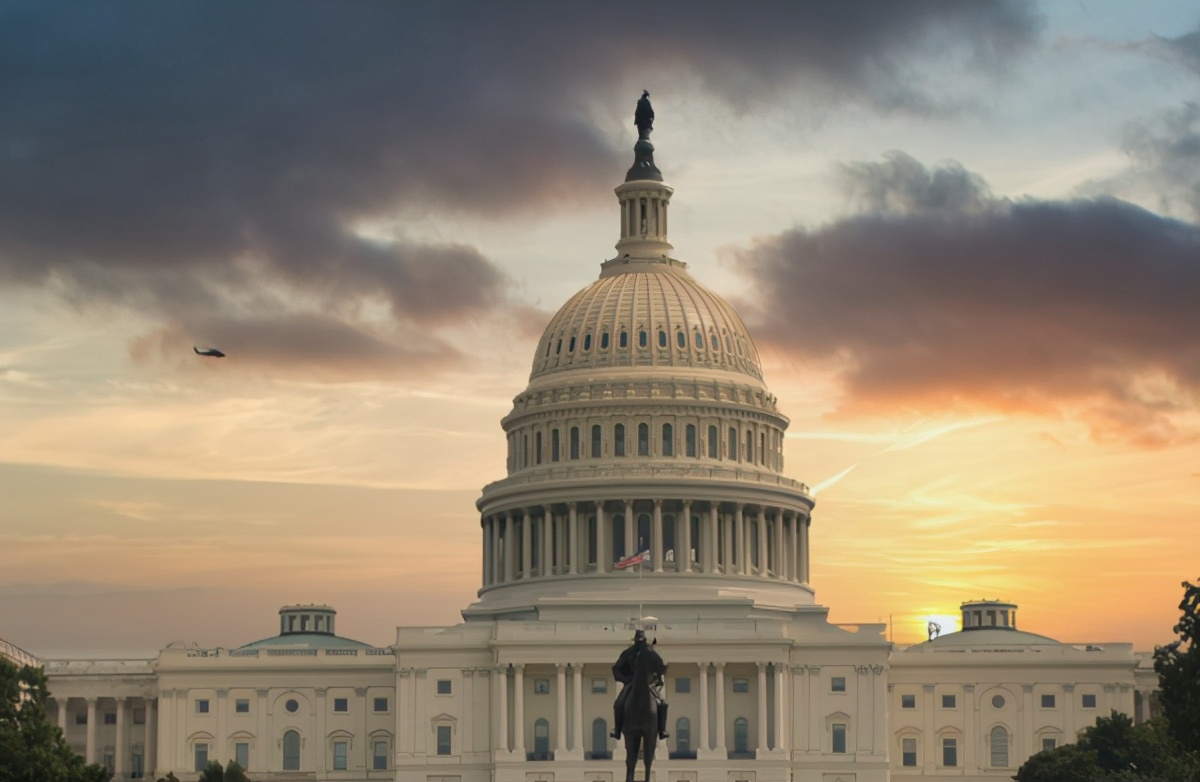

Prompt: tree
[
  {"left": 0, "top": 657, "right": 111, "bottom": 782},
  {"left": 195, "top": 760, "right": 251, "bottom": 782},
  {"left": 1154, "top": 578, "right": 1200, "bottom": 754}
]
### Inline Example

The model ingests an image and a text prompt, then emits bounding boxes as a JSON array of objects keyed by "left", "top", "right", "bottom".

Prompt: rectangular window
[
  {"left": 902, "top": 737, "right": 917, "bottom": 767},
  {"left": 436, "top": 680, "right": 452, "bottom": 695},
  {"left": 75, "top": 713, "right": 87, "bottom": 725},
  {"left": 746, "top": 430, "right": 754, "bottom": 462},
  {"left": 942, "top": 737, "right": 957, "bottom": 767},
  {"left": 591, "top": 679, "right": 607, "bottom": 693},
  {"left": 373, "top": 740, "right": 388, "bottom": 770},
  {"left": 686, "top": 424, "right": 696, "bottom": 457},
  {"left": 901, "top": 694, "right": 915, "bottom": 709},
  {"left": 235, "top": 742, "right": 249, "bottom": 770},
  {"left": 707, "top": 425, "right": 718, "bottom": 458},
  {"left": 104, "top": 712, "right": 116, "bottom": 725},
  {"left": 332, "top": 741, "right": 346, "bottom": 770},
  {"left": 942, "top": 693, "right": 957, "bottom": 708},
  {"left": 534, "top": 679, "right": 550, "bottom": 694},
  {"left": 195, "top": 699, "right": 209, "bottom": 714},
  {"left": 436, "top": 725, "right": 452, "bottom": 756},
  {"left": 614, "top": 424, "right": 625, "bottom": 457},
  {"left": 373, "top": 697, "right": 388, "bottom": 713},
  {"left": 570, "top": 427, "right": 580, "bottom": 459},
  {"left": 662, "top": 423, "right": 673, "bottom": 456},
  {"left": 535, "top": 432, "right": 542, "bottom": 464},
  {"left": 728, "top": 427, "right": 738, "bottom": 460},
  {"left": 194, "top": 743, "right": 209, "bottom": 772},
  {"left": 551, "top": 429, "right": 560, "bottom": 461},
  {"left": 1082, "top": 693, "right": 1097, "bottom": 708},
  {"left": 1041, "top": 694, "right": 1056, "bottom": 708},
  {"left": 235, "top": 699, "right": 249, "bottom": 714},
  {"left": 732, "top": 678, "right": 749, "bottom": 693},
  {"left": 591, "top": 425, "right": 602, "bottom": 458},
  {"left": 638, "top": 423, "right": 649, "bottom": 456},
  {"left": 831, "top": 677, "right": 846, "bottom": 692},
  {"left": 675, "top": 677, "right": 691, "bottom": 694},
  {"left": 1042, "top": 737, "right": 1057, "bottom": 751},
  {"left": 832, "top": 724, "right": 846, "bottom": 754},
  {"left": 333, "top": 698, "right": 348, "bottom": 713},
  {"left": 133, "top": 709, "right": 145, "bottom": 725}
]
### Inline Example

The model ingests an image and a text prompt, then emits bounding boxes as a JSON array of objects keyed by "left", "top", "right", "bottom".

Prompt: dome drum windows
[
  {"left": 583, "top": 334, "right": 592, "bottom": 351},
  {"left": 637, "top": 423, "right": 650, "bottom": 456},
  {"left": 676, "top": 330, "right": 686, "bottom": 349},
  {"left": 661, "top": 423, "right": 673, "bottom": 456},
  {"left": 600, "top": 331, "right": 609, "bottom": 350},
  {"left": 620, "top": 331, "right": 628, "bottom": 349},
  {"left": 658, "top": 330, "right": 668, "bottom": 349},
  {"left": 639, "top": 330, "right": 648, "bottom": 348},
  {"left": 614, "top": 424, "right": 626, "bottom": 457},
  {"left": 685, "top": 424, "right": 696, "bottom": 457},
  {"left": 591, "top": 425, "right": 602, "bottom": 458}
]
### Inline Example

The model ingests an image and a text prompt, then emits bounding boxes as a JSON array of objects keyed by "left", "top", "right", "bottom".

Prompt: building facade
[{"left": 38, "top": 132, "right": 1157, "bottom": 782}]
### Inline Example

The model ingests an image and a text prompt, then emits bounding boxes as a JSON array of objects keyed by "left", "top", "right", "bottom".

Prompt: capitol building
[{"left": 28, "top": 123, "right": 1157, "bottom": 782}]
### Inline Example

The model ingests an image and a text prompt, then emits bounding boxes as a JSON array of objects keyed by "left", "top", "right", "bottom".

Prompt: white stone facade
[{"left": 38, "top": 144, "right": 1156, "bottom": 782}]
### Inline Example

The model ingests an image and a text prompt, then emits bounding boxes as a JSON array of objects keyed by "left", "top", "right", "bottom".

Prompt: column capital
[
  {"left": 653, "top": 498, "right": 662, "bottom": 508},
  {"left": 756, "top": 661, "right": 768, "bottom": 671},
  {"left": 855, "top": 665, "right": 870, "bottom": 676},
  {"left": 512, "top": 663, "right": 525, "bottom": 672},
  {"left": 964, "top": 684, "right": 975, "bottom": 693},
  {"left": 713, "top": 661, "right": 726, "bottom": 670},
  {"left": 1063, "top": 684, "right": 1075, "bottom": 693},
  {"left": 462, "top": 668, "right": 475, "bottom": 678},
  {"left": 805, "top": 665, "right": 821, "bottom": 675},
  {"left": 922, "top": 684, "right": 935, "bottom": 692},
  {"left": 1103, "top": 684, "right": 1117, "bottom": 693},
  {"left": 554, "top": 662, "right": 567, "bottom": 670},
  {"left": 871, "top": 664, "right": 885, "bottom": 675},
  {"left": 1021, "top": 684, "right": 1035, "bottom": 693},
  {"left": 85, "top": 696, "right": 98, "bottom": 705},
  {"left": 114, "top": 695, "right": 127, "bottom": 704},
  {"left": 314, "top": 687, "right": 327, "bottom": 696}
]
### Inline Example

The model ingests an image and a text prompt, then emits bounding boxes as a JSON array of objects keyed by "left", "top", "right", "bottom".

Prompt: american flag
[{"left": 614, "top": 550, "right": 650, "bottom": 570}]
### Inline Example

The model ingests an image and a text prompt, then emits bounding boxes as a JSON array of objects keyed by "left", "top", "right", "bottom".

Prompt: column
[
  {"left": 397, "top": 669, "right": 413, "bottom": 755},
  {"left": 567, "top": 504, "right": 579, "bottom": 575},
  {"left": 57, "top": 697, "right": 68, "bottom": 729},
  {"left": 734, "top": 505, "right": 746, "bottom": 574},
  {"left": 555, "top": 664, "right": 568, "bottom": 755},
  {"left": 801, "top": 518, "right": 810, "bottom": 583},
  {"left": 314, "top": 688, "right": 327, "bottom": 771},
  {"left": 652, "top": 500, "right": 664, "bottom": 571},
  {"left": 757, "top": 663, "right": 769, "bottom": 754},
  {"left": 922, "top": 684, "right": 935, "bottom": 772},
  {"left": 502, "top": 513, "right": 513, "bottom": 582},
  {"left": 483, "top": 518, "right": 492, "bottom": 585},
  {"left": 521, "top": 511, "right": 532, "bottom": 579},
  {"left": 707, "top": 505, "right": 719, "bottom": 573},
  {"left": 114, "top": 697, "right": 127, "bottom": 778},
  {"left": 777, "top": 510, "right": 787, "bottom": 578},
  {"left": 714, "top": 663, "right": 727, "bottom": 753},
  {"left": 856, "top": 667, "right": 871, "bottom": 752},
  {"left": 757, "top": 509, "right": 768, "bottom": 575},
  {"left": 788, "top": 514, "right": 799, "bottom": 581},
  {"left": 513, "top": 665, "right": 526, "bottom": 756},
  {"left": 541, "top": 509, "right": 552, "bottom": 576},
  {"left": 698, "top": 664, "right": 710, "bottom": 753},
  {"left": 872, "top": 666, "right": 886, "bottom": 756},
  {"left": 215, "top": 689, "right": 227, "bottom": 769},
  {"left": 464, "top": 670, "right": 476, "bottom": 754},
  {"left": 1021, "top": 684, "right": 1035, "bottom": 767},
  {"left": 595, "top": 502, "right": 609, "bottom": 573},
  {"left": 807, "top": 668, "right": 821, "bottom": 754},
  {"left": 255, "top": 690, "right": 268, "bottom": 772},
  {"left": 84, "top": 698, "right": 97, "bottom": 764},
  {"left": 791, "top": 665, "right": 806, "bottom": 753},
  {"left": 722, "top": 511, "right": 733, "bottom": 575},
  {"left": 145, "top": 698, "right": 156, "bottom": 778},
  {"left": 1063, "top": 684, "right": 1076, "bottom": 738},
  {"left": 681, "top": 500, "right": 692, "bottom": 572},
  {"left": 571, "top": 664, "right": 584, "bottom": 753},
  {"left": 963, "top": 685, "right": 976, "bottom": 770},
  {"left": 624, "top": 500, "right": 635, "bottom": 558},
  {"left": 775, "top": 664, "right": 787, "bottom": 753},
  {"left": 495, "top": 667, "right": 508, "bottom": 753}
]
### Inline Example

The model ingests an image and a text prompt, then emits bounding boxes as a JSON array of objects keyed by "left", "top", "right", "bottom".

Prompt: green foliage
[
  {"left": 1013, "top": 743, "right": 1101, "bottom": 782},
  {"left": 194, "top": 760, "right": 251, "bottom": 782},
  {"left": 1154, "top": 579, "right": 1200, "bottom": 754},
  {"left": 0, "top": 657, "right": 111, "bottom": 782}
]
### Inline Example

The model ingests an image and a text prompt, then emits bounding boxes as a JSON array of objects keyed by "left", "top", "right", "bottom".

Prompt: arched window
[
  {"left": 685, "top": 424, "right": 696, "bottom": 457},
  {"left": 676, "top": 331, "right": 686, "bottom": 348},
  {"left": 590, "top": 718, "right": 609, "bottom": 759},
  {"left": 535, "top": 432, "right": 542, "bottom": 464},
  {"left": 568, "top": 336, "right": 576, "bottom": 352},
  {"left": 728, "top": 427, "right": 738, "bottom": 460},
  {"left": 676, "top": 717, "right": 691, "bottom": 753},
  {"left": 695, "top": 331, "right": 704, "bottom": 349},
  {"left": 708, "top": 425, "right": 718, "bottom": 458},
  {"left": 614, "top": 424, "right": 625, "bottom": 457},
  {"left": 620, "top": 331, "right": 628, "bottom": 349},
  {"left": 638, "top": 423, "right": 649, "bottom": 456},
  {"left": 570, "top": 427, "right": 580, "bottom": 459},
  {"left": 556, "top": 339, "right": 562, "bottom": 354},
  {"left": 662, "top": 423, "right": 673, "bottom": 456},
  {"left": 733, "top": 717, "right": 749, "bottom": 754},
  {"left": 545, "top": 340, "right": 552, "bottom": 357},
  {"left": 534, "top": 718, "right": 550, "bottom": 755},
  {"left": 746, "top": 430, "right": 754, "bottom": 463},
  {"left": 658, "top": 330, "right": 667, "bottom": 348},
  {"left": 637, "top": 514, "right": 651, "bottom": 551},
  {"left": 283, "top": 730, "right": 300, "bottom": 771},
  {"left": 759, "top": 433, "right": 765, "bottom": 464},
  {"left": 591, "top": 425, "right": 602, "bottom": 458},
  {"left": 990, "top": 726, "right": 1009, "bottom": 767},
  {"left": 639, "top": 330, "right": 647, "bottom": 348},
  {"left": 583, "top": 334, "right": 592, "bottom": 351},
  {"left": 601, "top": 331, "right": 610, "bottom": 350},
  {"left": 710, "top": 331, "right": 719, "bottom": 352},
  {"left": 551, "top": 429, "right": 560, "bottom": 462}
]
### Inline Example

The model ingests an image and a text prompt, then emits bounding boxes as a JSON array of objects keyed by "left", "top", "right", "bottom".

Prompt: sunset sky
[{"left": 1, "top": 1, "right": 1197, "bottom": 658}]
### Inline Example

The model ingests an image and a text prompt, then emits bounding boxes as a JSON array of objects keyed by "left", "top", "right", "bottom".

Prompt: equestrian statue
[{"left": 612, "top": 629, "right": 669, "bottom": 782}]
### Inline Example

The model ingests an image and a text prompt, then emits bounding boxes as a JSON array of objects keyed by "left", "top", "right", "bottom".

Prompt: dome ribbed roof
[{"left": 531, "top": 260, "right": 763, "bottom": 383}]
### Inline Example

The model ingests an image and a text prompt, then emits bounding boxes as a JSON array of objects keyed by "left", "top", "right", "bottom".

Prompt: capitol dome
[{"left": 467, "top": 129, "right": 815, "bottom": 623}]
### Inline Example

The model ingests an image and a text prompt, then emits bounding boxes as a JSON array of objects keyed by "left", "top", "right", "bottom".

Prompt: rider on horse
[{"left": 611, "top": 629, "right": 669, "bottom": 740}]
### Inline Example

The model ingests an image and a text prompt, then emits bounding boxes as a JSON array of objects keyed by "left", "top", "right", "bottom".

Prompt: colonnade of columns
[
  {"left": 481, "top": 500, "right": 810, "bottom": 588},
  {"left": 490, "top": 661, "right": 801, "bottom": 760},
  {"left": 54, "top": 696, "right": 156, "bottom": 778}
]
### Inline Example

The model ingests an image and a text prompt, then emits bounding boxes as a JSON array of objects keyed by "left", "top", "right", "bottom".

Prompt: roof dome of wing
[{"left": 530, "top": 259, "right": 763, "bottom": 383}]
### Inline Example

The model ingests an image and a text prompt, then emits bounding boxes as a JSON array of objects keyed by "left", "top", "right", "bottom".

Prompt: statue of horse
[{"left": 622, "top": 644, "right": 665, "bottom": 782}]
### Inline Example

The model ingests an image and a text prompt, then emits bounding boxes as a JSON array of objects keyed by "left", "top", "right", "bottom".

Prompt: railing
[
  {"left": 266, "top": 649, "right": 317, "bottom": 656},
  {"left": 324, "top": 649, "right": 358, "bottom": 656},
  {"left": 228, "top": 650, "right": 259, "bottom": 658},
  {"left": 365, "top": 648, "right": 395, "bottom": 656}
]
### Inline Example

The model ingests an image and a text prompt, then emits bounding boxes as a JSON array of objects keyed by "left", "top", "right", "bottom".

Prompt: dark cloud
[
  {"left": 1120, "top": 102, "right": 1200, "bottom": 222},
  {"left": 0, "top": 2, "right": 1036, "bottom": 375},
  {"left": 740, "top": 152, "right": 1200, "bottom": 446}
]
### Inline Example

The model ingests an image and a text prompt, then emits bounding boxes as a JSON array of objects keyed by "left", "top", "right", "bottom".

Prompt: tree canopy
[
  {"left": 195, "top": 760, "right": 252, "bottom": 782},
  {"left": 0, "top": 657, "right": 110, "bottom": 782},
  {"left": 1153, "top": 578, "right": 1199, "bottom": 754}
]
